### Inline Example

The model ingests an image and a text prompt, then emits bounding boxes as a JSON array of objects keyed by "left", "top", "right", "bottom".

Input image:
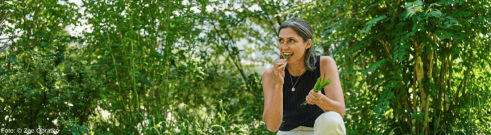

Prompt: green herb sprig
[
  {"left": 285, "top": 54, "right": 289, "bottom": 60},
  {"left": 301, "top": 77, "right": 331, "bottom": 105}
]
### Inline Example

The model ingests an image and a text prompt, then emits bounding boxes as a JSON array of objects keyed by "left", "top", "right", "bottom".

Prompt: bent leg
[
  {"left": 277, "top": 126, "right": 314, "bottom": 135},
  {"left": 314, "top": 111, "right": 346, "bottom": 135}
]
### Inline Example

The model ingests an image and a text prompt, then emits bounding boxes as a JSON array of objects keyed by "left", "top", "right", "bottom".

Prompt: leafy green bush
[{"left": 1, "top": 0, "right": 489, "bottom": 134}]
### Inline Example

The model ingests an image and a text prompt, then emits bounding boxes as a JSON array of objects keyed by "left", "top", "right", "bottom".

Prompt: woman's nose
[{"left": 279, "top": 44, "right": 288, "bottom": 50}]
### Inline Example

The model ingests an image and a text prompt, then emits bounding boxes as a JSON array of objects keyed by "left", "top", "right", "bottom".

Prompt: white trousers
[{"left": 276, "top": 111, "right": 346, "bottom": 135}]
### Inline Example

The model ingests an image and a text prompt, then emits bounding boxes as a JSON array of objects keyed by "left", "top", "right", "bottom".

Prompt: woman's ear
[{"left": 305, "top": 39, "right": 312, "bottom": 49}]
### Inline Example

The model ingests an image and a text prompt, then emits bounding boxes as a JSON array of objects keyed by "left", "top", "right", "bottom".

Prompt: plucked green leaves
[
  {"left": 313, "top": 77, "right": 331, "bottom": 92},
  {"left": 301, "top": 77, "right": 331, "bottom": 105}
]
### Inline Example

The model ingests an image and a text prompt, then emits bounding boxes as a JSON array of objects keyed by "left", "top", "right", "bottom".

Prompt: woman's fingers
[
  {"left": 274, "top": 60, "right": 287, "bottom": 77},
  {"left": 309, "top": 90, "right": 320, "bottom": 98},
  {"left": 306, "top": 96, "right": 313, "bottom": 104},
  {"left": 272, "top": 59, "right": 287, "bottom": 85},
  {"left": 274, "top": 60, "right": 287, "bottom": 72},
  {"left": 278, "top": 61, "right": 287, "bottom": 68},
  {"left": 306, "top": 95, "right": 315, "bottom": 105},
  {"left": 306, "top": 90, "right": 323, "bottom": 105},
  {"left": 275, "top": 59, "right": 287, "bottom": 66},
  {"left": 277, "top": 63, "right": 286, "bottom": 71},
  {"left": 277, "top": 62, "right": 287, "bottom": 75}
]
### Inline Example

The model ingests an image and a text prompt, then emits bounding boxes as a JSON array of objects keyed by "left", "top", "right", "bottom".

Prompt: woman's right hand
[{"left": 272, "top": 59, "right": 287, "bottom": 86}]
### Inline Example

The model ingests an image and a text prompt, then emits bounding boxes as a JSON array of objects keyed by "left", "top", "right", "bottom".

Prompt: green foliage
[
  {"left": 304, "top": 0, "right": 491, "bottom": 134},
  {"left": 1, "top": 0, "right": 490, "bottom": 134}
]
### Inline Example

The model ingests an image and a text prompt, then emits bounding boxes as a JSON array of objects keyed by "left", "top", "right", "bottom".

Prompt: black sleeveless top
[{"left": 280, "top": 55, "right": 325, "bottom": 131}]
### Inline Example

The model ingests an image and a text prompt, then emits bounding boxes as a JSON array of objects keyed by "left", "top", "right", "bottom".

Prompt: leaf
[
  {"left": 314, "top": 77, "right": 321, "bottom": 90},
  {"left": 445, "top": 16, "right": 459, "bottom": 24},
  {"left": 375, "top": 89, "right": 392, "bottom": 115},
  {"left": 384, "top": 22, "right": 395, "bottom": 30},
  {"left": 414, "top": 0, "right": 424, "bottom": 6},
  {"left": 36, "top": 117, "right": 42, "bottom": 125},
  {"left": 316, "top": 77, "right": 324, "bottom": 91},
  {"left": 69, "top": 3, "right": 78, "bottom": 7},
  {"left": 321, "top": 78, "right": 332, "bottom": 88},
  {"left": 137, "top": 76, "right": 153, "bottom": 87},
  {"left": 16, "top": 6, "right": 25, "bottom": 10},
  {"left": 41, "top": 41, "right": 47, "bottom": 47},
  {"left": 393, "top": 44, "right": 410, "bottom": 62},
  {"left": 361, "top": 15, "right": 387, "bottom": 34},
  {"left": 404, "top": 2, "right": 414, "bottom": 9},
  {"left": 429, "top": 11, "right": 442, "bottom": 18},
  {"left": 411, "top": 112, "right": 425, "bottom": 120},
  {"left": 362, "top": 58, "right": 389, "bottom": 76},
  {"left": 445, "top": 32, "right": 453, "bottom": 39}
]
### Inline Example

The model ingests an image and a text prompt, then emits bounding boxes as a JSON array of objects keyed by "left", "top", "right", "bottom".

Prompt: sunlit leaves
[
  {"left": 1, "top": 0, "right": 490, "bottom": 134},
  {"left": 404, "top": 0, "right": 424, "bottom": 19},
  {"left": 361, "top": 15, "right": 387, "bottom": 34},
  {"left": 428, "top": 11, "right": 442, "bottom": 18},
  {"left": 393, "top": 43, "right": 410, "bottom": 62},
  {"left": 363, "top": 58, "right": 390, "bottom": 77},
  {"left": 315, "top": 0, "right": 491, "bottom": 134}
]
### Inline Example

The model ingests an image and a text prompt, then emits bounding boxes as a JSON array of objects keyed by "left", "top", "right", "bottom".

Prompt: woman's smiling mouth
[{"left": 284, "top": 53, "right": 294, "bottom": 57}]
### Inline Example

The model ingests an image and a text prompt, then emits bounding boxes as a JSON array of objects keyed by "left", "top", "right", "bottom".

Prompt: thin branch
[
  {"left": 265, "top": 17, "right": 279, "bottom": 36},
  {"left": 385, "top": 0, "right": 392, "bottom": 7},
  {"left": 213, "top": 26, "right": 257, "bottom": 98},
  {"left": 276, "top": 16, "right": 282, "bottom": 26},
  {"left": 377, "top": 38, "right": 393, "bottom": 59},
  {"left": 0, "top": 12, "right": 8, "bottom": 27},
  {"left": 453, "top": 44, "right": 472, "bottom": 113}
]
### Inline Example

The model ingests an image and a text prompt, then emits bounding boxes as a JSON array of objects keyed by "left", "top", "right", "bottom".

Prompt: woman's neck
[{"left": 287, "top": 59, "right": 307, "bottom": 77}]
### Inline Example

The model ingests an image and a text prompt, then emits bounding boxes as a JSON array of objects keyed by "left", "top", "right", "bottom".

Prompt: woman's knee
[{"left": 314, "top": 111, "right": 346, "bottom": 134}]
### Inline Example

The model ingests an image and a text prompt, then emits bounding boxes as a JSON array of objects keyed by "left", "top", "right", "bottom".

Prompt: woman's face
[{"left": 278, "top": 27, "right": 311, "bottom": 62}]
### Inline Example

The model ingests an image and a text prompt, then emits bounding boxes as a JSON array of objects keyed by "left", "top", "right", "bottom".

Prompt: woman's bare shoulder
[
  {"left": 262, "top": 67, "right": 276, "bottom": 90},
  {"left": 262, "top": 67, "right": 275, "bottom": 79},
  {"left": 320, "top": 56, "right": 338, "bottom": 72},
  {"left": 320, "top": 56, "right": 335, "bottom": 63}
]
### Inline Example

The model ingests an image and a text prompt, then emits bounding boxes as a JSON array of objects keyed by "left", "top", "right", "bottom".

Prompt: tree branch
[
  {"left": 385, "top": 0, "right": 392, "bottom": 7},
  {"left": 276, "top": 16, "right": 282, "bottom": 26},
  {"left": 453, "top": 43, "right": 473, "bottom": 117},
  {"left": 377, "top": 38, "right": 393, "bottom": 59},
  {"left": 0, "top": 12, "right": 8, "bottom": 27},
  {"left": 213, "top": 26, "right": 257, "bottom": 98}
]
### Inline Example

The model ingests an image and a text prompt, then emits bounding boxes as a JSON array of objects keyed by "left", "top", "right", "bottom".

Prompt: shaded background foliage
[{"left": 1, "top": 0, "right": 490, "bottom": 134}]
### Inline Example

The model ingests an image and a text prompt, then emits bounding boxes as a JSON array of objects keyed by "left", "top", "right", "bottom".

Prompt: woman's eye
[
  {"left": 289, "top": 39, "right": 294, "bottom": 42},
  {"left": 279, "top": 39, "right": 283, "bottom": 42}
]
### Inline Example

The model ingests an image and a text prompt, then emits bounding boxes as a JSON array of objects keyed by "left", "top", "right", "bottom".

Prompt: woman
[{"left": 262, "top": 18, "right": 346, "bottom": 135}]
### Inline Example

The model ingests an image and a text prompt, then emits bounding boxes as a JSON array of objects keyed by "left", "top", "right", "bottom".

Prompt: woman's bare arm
[
  {"left": 262, "top": 68, "right": 284, "bottom": 132},
  {"left": 315, "top": 56, "right": 346, "bottom": 117}
]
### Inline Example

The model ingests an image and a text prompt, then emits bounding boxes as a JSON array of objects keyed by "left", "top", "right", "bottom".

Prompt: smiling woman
[
  {"left": 261, "top": 18, "right": 346, "bottom": 135},
  {"left": 277, "top": 18, "right": 317, "bottom": 72}
]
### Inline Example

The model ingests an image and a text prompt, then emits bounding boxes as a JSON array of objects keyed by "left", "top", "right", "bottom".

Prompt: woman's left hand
[{"left": 306, "top": 89, "right": 324, "bottom": 105}]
